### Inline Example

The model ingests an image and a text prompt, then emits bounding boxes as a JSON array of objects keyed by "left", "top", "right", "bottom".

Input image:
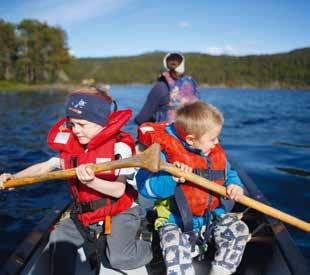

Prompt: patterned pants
[{"left": 159, "top": 214, "right": 249, "bottom": 275}]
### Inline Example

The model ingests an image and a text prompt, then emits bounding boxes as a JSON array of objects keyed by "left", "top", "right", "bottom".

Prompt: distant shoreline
[{"left": 0, "top": 82, "right": 309, "bottom": 93}]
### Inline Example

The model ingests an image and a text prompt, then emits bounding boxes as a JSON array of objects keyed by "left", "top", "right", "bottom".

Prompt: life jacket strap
[
  {"left": 71, "top": 214, "right": 106, "bottom": 275},
  {"left": 174, "top": 185, "right": 194, "bottom": 232},
  {"left": 193, "top": 168, "right": 225, "bottom": 181},
  {"left": 76, "top": 197, "right": 117, "bottom": 214}
]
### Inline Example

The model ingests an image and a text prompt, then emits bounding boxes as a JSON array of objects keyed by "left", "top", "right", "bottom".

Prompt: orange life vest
[
  {"left": 48, "top": 110, "right": 137, "bottom": 226},
  {"left": 137, "top": 122, "right": 226, "bottom": 216}
]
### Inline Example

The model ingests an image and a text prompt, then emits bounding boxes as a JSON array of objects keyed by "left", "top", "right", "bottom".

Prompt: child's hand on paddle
[
  {"left": 76, "top": 164, "right": 95, "bottom": 185},
  {"left": 226, "top": 184, "right": 244, "bottom": 201},
  {"left": 0, "top": 173, "right": 14, "bottom": 190},
  {"left": 172, "top": 161, "right": 192, "bottom": 183}
]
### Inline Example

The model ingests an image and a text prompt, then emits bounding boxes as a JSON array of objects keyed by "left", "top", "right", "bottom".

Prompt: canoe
[{"left": 1, "top": 162, "right": 309, "bottom": 275}]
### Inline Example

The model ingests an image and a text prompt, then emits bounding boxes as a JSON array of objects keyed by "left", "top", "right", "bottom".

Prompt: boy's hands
[
  {"left": 76, "top": 164, "right": 95, "bottom": 185},
  {"left": 226, "top": 184, "right": 244, "bottom": 201},
  {"left": 172, "top": 161, "right": 193, "bottom": 183},
  {"left": 0, "top": 173, "right": 14, "bottom": 190},
  {"left": 171, "top": 163, "right": 244, "bottom": 202}
]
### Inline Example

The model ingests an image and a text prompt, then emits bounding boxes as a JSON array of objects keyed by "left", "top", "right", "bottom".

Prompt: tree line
[
  {"left": 0, "top": 19, "right": 72, "bottom": 83},
  {"left": 1, "top": 18, "right": 309, "bottom": 88},
  {"left": 67, "top": 49, "right": 310, "bottom": 88}
]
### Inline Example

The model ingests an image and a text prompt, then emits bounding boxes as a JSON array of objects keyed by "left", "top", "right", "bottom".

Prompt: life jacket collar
[
  {"left": 87, "top": 109, "right": 132, "bottom": 150},
  {"left": 167, "top": 124, "right": 205, "bottom": 156}
]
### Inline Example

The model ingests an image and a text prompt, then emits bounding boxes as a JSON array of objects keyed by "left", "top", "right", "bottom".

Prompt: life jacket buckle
[
  {"left": 89, "top": 222, "right": 104, "bottom": 239},
  {"left": 79, "top": 201, "right": 94, "bottom": 213}
]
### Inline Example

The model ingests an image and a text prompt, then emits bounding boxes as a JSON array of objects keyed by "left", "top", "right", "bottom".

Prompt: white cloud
[
  {"left": 204, "top": 45, "right": 239, "bottom": 56},
  {"left": 178, "top": 21, "right": 190, "bottom": 28},
  {"left": 7, "top": 0, "right": 131, "bottom": 27},
  {"left": 69, "top": 49, "right": 75, "bottom": 56}
]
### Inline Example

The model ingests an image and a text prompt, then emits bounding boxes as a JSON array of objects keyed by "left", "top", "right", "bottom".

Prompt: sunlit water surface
[{"left": 0, "top": 87, "right": 309, "bottom": 266}]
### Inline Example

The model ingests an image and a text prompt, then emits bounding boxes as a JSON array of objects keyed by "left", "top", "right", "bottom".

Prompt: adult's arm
[{"left": 134, "top": 81, "right": 169, "bottom": 125}]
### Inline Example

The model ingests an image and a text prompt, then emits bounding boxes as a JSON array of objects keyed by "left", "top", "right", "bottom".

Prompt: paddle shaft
[
  {"left": 160, "top": 161, "right": 310, "bottom": 233},
  {"left": 3, "top": 144, "right": 161, "bottom": 189},
  {"left": 3, "top": 160, "right": 136, "bottom": 188}
]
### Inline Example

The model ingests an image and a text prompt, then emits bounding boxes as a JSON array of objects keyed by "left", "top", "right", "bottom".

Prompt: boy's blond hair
[{"left": 175, "top": 101, "right": 224, "bottom": 138}]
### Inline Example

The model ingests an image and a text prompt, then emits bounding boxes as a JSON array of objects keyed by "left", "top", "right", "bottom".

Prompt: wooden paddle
[
  {"left": 2, "top": 142, "right": 309, "bottom": 232},
  {"left": 159, "top": 161, "right": 310, "bottom": 232},
  {"left": 2, "top": 143, "right": 161, "bottom": 189}
]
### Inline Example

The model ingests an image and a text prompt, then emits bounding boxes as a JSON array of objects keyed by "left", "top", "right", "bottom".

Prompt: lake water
[{"left": 0, "top": 86, "right": 309, "bottom": 267}]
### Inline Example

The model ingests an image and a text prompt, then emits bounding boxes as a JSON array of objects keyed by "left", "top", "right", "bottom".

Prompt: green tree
[
  {"left": 16, "top": 19, "right": 72, "bottom": 83},
  {"left": 0, "top": 19, "right": 17, "bottom": 80}
]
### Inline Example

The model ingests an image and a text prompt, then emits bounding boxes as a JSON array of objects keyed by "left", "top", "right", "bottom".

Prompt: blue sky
[{"left": 1, "top": 0, "right": 310, "bottom": 58}]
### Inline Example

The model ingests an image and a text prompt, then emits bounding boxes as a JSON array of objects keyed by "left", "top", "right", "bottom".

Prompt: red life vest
[
  {"left": 137, "top": 122, "right": 226, "bottom": 216},
  {"left": 48, "top": 110, "right": 137, "bottom": 226}
]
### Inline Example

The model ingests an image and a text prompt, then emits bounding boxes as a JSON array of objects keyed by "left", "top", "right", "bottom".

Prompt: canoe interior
[{"left": 1, "top": 162, "right": 309, "bottom": 275}]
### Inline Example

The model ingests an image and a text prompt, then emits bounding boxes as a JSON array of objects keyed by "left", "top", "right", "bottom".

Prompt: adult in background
[{"left": 134, "top": 52, "right": 200, "bottom": 125}]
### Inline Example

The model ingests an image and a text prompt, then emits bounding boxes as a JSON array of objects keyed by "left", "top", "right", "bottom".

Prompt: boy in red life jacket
[
  {"left": 0, "top": 91, "right": 152, "bottom": 274},
  {"left": 136, "top": 101, "right": 249, "bottom": 275}
]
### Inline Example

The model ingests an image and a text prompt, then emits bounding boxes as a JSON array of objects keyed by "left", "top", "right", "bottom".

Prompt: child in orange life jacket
[
  {"left": 136, "top": 101, "right": 249, "bottom": 275},
  {"left": 0, "top": 91, "right": 152, "bottom": 274}
]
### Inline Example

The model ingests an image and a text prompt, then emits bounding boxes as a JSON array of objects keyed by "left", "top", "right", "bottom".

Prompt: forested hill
[
  {"left": 1, "top": 19, "right": 309, "bottom": 88},
  {"left": 66, "top": 48, "right": 310, "bottom": 88}
]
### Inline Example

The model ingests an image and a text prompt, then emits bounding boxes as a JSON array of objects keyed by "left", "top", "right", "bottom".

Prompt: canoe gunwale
[{"left": 1, "top": 201, "right": 71, "bottom": 275}]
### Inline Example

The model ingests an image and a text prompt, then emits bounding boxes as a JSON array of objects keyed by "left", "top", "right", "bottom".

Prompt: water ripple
[
  {"left": 0, "top": 87, "right": 309, "bottom": 265},
  {"left": 273, "top": 141, "right": 310, "bottom": 149},
  {"left": 275, "top": 167, "right": 310, "bottom": 177}
]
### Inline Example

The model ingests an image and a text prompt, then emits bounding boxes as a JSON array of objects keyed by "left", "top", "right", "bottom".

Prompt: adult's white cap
[
  {"left": 163, "top": 52, "right": 185, "bottom": 74},
  {"left": 95, "top": 83, "right": 111, "bottom": 94}
]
